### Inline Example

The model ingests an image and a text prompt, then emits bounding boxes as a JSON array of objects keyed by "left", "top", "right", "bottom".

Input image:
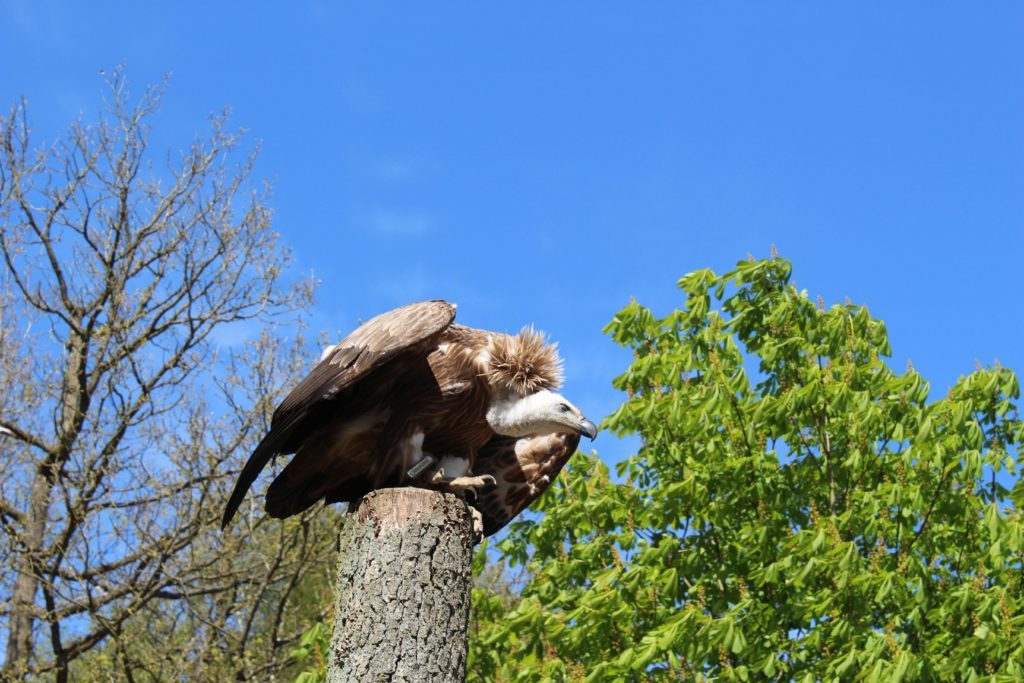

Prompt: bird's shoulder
[{"left": 272, "top": 301, "right": 457, "bottom": 425}]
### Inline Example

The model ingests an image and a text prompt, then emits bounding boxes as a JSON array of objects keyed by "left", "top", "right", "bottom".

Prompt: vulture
[{"left": 221, "top": 300, "right": 596, "bottom": 536}]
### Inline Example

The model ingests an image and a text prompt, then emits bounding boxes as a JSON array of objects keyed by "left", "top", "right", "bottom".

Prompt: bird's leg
[
  {"left": 425, "top": 454, "right": 496, "bottom": 501},
  {"left": 428, "top": 468, "right": 497, "bottom": 500},
  {"left": 437, "top": 473, "right": 497, "bottom": 492}
]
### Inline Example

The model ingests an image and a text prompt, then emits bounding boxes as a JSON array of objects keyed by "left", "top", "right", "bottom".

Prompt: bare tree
[{"left": 0, "top": 71, "right": 333, "bottom": 681}]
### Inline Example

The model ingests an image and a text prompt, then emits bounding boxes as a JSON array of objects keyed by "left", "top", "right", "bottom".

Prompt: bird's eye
[{"left": 559, "top": 403, "right": 571, "bottom": 413}]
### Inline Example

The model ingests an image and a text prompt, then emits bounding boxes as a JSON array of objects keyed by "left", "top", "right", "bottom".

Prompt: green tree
[{"left": 469, "top": 256, "right": 1023, "bottom": 681}]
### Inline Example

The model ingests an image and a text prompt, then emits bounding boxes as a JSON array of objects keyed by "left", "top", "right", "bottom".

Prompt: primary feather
[{"left": 221, "top": 300, "right": 594, "bottom": 535}]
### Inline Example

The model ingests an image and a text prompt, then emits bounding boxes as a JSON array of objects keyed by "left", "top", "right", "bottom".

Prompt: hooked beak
[{"left": 577, "top": 416, "right": 598, "bottom": 441}]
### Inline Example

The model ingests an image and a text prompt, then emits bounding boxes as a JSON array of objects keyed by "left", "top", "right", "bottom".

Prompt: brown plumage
[
  {"left": 473, "top": 432, "right": 581, "bottom": 536},
  {"left": 221, "top": 300, "right": 596, "bottom": 535},
  {"left": 486, "top": 327, "right": 564, "bottom": 393}
]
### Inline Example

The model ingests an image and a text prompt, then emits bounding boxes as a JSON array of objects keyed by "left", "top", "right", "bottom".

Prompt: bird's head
[{"left": 486, "top": 389, "right": 598, "bottom": 440}]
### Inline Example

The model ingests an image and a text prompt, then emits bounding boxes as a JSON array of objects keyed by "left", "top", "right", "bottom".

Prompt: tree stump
[{"left": 328, "top": 488, "right": 475, "bottom": 682}]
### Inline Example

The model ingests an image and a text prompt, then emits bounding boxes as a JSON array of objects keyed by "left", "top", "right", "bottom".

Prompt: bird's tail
[{"left": 221, "top": 418, "right": 298, "bottom": 529}]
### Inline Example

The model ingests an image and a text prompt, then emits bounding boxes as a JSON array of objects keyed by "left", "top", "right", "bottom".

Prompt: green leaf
[{"left": 469, "top": 257, "right": 1024, "bottom": 681}]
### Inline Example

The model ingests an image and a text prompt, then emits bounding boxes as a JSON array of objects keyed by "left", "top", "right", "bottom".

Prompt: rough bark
[
  {"left": 329, "top": 488, "right": 474, "bottom": 683},
  {"left": 4, "top": 471, "right": 51, "bottom": 676},
  {"left": 5, "top": 329, "right": 88, "bottom": 679}
]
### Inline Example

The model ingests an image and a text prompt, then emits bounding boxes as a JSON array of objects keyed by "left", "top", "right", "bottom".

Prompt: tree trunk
[
  {"left": 4, "top": 334, "right": 87, "bottom": 679},
  {"left": 328, "top": 488, "right": 474, "bottom": 682},
  {"left": 3, "top": 470, "right": 52, "bottom": 678}
]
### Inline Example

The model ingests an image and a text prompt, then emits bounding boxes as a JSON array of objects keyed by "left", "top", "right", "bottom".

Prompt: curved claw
[
  {"left": 444, "top": 474, "right": 495, "bottom": 491},
  {"left": 470, "top": 507, "right": 484, "bottom": 542}
]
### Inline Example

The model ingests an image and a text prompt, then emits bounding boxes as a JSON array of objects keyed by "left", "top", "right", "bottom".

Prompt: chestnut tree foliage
[{"left": 469, "top": 257, "right": 1023, "bottom": 681}]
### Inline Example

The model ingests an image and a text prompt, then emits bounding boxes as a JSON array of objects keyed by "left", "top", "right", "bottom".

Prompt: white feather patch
[
  {"left": 403, "top": 432, "right": 423, "bottom": 458},
  {"left": 437, "top": 455, "right": 470, "bottom": 478}
]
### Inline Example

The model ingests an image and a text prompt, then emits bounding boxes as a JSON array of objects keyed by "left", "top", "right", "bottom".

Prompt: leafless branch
[{"left": 0, "top": 69, "right": 332, "bottom": 682}]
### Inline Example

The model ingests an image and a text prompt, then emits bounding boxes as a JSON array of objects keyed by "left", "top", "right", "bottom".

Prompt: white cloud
[
  {"left": 209, "top": 318, "right": 265, "bottom": 349},
  {"left": 369, "top": 159, "right": 443, "bottom": 182},
  {"left": 5, "top": 0, "right": 67, "bottom": 44},
  {"left": 338, "top": 75, "right": 384, "bottom": 114},
  {"left": 366, "top": 210, "right": 433, "bottom": 237},
  {"left": 371, "top": 160, "right": 417, "bottom": 181}
]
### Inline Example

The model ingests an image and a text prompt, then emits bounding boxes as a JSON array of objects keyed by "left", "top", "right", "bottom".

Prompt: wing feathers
[
  {"left": 272, "top": 301, "right": 455, "bottom": 424},
  {"left": 220, "top": 300, "right": 456, "bottom": 529},
  {"left": 221, "top": 412, "right": 306, "bottom": 528}
]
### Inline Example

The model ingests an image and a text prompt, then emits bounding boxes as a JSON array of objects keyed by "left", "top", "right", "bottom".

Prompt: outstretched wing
[
  {"left": 221, "top": 300, "right": 456, "bottom": 528},
  {"left": 472, "top": 431, "right": 581, "bottom": 537}
]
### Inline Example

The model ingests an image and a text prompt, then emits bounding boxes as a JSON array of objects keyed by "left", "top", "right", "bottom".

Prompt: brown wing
[
  {"left": 472, "top": 431, "right": 581, "bottom": 536},
  {"left": 221, "top": 300, "right": 456, "bottom": 528},
  {"left": 264, "top": 353, "right": 444, "bottom": 519},
  {"left": 272, "top": 300, "right": 457, "bottom": 429}
]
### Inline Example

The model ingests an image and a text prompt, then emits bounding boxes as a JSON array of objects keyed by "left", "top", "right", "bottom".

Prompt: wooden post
[{"left": 327, "top": 488, "right": 475, "bottom": 682}]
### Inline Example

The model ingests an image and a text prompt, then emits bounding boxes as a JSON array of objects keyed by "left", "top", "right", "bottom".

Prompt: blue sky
[{"left": 2, "top": 2, "right": 1021, "bottom": 466}]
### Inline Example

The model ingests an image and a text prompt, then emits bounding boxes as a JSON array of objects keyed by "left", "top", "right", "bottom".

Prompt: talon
[
  {"left": 429, "top": 467, "right": 446, "bottom": 484},
  {"left": 445, "top": 475, "right": 492, "bottom": 491},
  {"left": 470, "top": 507, "right": 484, "bottom": 542}
]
